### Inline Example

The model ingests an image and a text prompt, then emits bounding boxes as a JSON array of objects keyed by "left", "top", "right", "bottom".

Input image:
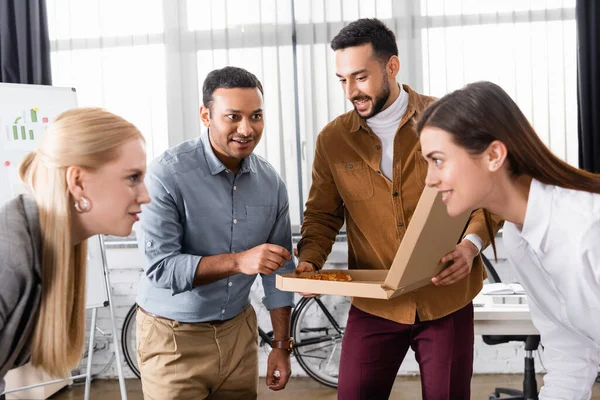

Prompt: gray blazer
[{"left": 0, "top": 195, "right": 42, "bottom": 385}]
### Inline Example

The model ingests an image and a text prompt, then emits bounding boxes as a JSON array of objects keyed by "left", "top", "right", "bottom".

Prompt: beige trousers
[{"left": 136, "top": 306, "right": 259, "bottom": 400}]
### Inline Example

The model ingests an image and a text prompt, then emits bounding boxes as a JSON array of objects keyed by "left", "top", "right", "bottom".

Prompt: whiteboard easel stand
[
  {"left": 95, "top": 234, "right": 128, "bottom": 400},
  {"left": 1, "top": 236, "right": 128, "bottom": 400}
]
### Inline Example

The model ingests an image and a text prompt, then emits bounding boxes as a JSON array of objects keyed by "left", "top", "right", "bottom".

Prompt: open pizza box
[{"left": 276, "top": 187, "right": 471, "bottom": 299}]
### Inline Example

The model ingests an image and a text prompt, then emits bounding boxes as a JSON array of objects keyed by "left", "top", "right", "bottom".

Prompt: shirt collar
[
  {"left": 201, "top": 131, "right": 256, "bottom": 175},
  {"left": 239, "top": 154, "right": 256, "bottom": 174},
  {"left": 520, "top": 178, "right": 553, "bottom": 252}
]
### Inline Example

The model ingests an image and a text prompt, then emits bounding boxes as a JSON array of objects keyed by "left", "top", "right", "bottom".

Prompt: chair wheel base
[{"left": 488, "top": 388, "right": 526, "bottom": 400}]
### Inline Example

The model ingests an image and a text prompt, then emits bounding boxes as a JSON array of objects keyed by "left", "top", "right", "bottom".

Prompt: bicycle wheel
[
  {"left": 121, "top": 303, "right": 141, "bottom": 378},
  {"left": 291, "top": 295, "right": 351, "bottom": 388}
]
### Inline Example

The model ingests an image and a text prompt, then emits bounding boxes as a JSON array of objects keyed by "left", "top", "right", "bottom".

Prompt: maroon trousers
[{"left": 337, "top": 303, "right": 474, "bottom": 400}]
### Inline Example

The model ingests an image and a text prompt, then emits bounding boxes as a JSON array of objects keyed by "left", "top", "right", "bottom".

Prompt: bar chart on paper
[
  {"left": 0, "top": 83, "right": 77, "bottom": 206},
  {"left": 5, "top": 108, "right": 51, "bottom": 142}
]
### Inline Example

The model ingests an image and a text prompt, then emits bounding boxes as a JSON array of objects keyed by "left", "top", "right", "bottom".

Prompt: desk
[{"left": 473, "top": 294, "right": 539, "bottom": 335}]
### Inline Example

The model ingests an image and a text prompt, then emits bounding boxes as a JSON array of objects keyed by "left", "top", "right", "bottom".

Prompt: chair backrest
[{"left": 480, "top": 253, "right": 502, "bottom": 283}]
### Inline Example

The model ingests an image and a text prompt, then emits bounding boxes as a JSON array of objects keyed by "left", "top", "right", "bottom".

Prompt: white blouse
[{"left": 503, "top": 178, "right": 600, "bottom": 400}]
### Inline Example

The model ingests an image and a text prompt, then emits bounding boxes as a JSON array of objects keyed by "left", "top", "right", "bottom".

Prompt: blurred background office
[{"left": 1, "top": 0, "right": 599, "bottom": 398}]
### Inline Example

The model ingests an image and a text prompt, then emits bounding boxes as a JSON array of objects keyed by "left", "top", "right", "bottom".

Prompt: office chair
[{"left": 480, "top": 254, "right": 540, "bottom": 400}]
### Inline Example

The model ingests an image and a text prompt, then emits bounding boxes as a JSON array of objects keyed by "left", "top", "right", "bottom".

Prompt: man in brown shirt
[{"left": 296, "top": 19, "right": 501, "bottom": 399}]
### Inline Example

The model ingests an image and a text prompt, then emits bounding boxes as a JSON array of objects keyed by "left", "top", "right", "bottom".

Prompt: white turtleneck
[{"left": 366, "top": 85, "right": 408, "bottom": 181}]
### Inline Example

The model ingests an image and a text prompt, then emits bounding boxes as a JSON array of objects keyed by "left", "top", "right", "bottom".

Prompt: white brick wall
[{"left": 86, "top": 237, "right": 543, "bottom": 379}]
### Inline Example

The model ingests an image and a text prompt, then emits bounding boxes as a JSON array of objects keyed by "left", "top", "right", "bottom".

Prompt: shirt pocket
[
  {"left": 333, "top": 161, "right": 374, "bottom": 201},
  {"left": 246, "top": 205, "right": 277, "bottom": 248},
  {"left": 414, "top": 151, "right": 428, "bottom": 190}
]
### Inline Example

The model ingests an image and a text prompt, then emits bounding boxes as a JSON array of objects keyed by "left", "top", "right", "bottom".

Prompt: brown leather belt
[{"left": 138, "top": 306, "right": 229, "bottom": 325}]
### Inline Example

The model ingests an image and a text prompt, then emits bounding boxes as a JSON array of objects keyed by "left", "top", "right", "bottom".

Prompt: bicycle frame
[
  {"left": 291, "top": 297, "right": 345, "bottom": 348},
  {"left": 257, "top": 296, "right": 345, "bottom": 349}
]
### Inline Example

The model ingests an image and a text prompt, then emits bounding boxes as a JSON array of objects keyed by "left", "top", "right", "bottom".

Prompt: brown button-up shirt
[{"left": 298, "top": 85, "right": 501, "bottom": 324}]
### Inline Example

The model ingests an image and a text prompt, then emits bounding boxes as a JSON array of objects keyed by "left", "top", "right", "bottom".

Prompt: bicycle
[{"left": 121, "top": 294, "right": 350, "bottom": 388}]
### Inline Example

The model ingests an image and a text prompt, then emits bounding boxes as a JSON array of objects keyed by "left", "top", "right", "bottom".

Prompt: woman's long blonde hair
[{"left": 19, "top": 107, "right": 144, "bottom": 377}]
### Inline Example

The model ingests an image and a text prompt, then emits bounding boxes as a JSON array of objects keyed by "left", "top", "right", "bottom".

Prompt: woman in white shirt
[{"left": 417, "top": 81, "right": 600, "bottom": 400}]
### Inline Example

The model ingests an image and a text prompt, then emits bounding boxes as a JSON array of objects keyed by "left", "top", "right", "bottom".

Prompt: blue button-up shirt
[{"left": 136, "top": 133, "right": 295, "bottom": 322}]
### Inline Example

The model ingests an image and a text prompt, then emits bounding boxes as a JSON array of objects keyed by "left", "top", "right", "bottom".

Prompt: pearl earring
[{"left": 74, "top": 196, "right": 91, "bottom": 213}]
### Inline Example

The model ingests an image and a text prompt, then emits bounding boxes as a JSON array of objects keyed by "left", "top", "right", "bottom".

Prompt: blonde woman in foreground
[
  {"left": 0, "top": 108, "right": 150, "bottom": 396},
  {"left": 418, "top": 81, "right": 600, "bottom": 400}
]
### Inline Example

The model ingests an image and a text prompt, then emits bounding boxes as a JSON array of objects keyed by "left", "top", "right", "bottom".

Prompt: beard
[{"left": 352, "top": 79, "right": 391, "bottom": 119}]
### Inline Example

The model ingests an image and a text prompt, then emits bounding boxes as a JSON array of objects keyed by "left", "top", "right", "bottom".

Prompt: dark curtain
[
  {"left": 0, "top": 0, "right": 52, "bottom": 85},
  {"left": 577, "top": 0, "right": 600, "bottom": 173}
]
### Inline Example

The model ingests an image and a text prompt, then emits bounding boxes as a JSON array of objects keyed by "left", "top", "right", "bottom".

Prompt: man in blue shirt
[{"left": 136, "top": 66, "right": 295, "bottom": 400}]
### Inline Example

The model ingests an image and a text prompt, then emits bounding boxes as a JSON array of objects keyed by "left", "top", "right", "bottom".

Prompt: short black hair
[
  {"left": 330, "top": 18, "right": 398, "bottom": 64},
  {"left": 202, "top": 66, "right": 264, "bottom": 110}
]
